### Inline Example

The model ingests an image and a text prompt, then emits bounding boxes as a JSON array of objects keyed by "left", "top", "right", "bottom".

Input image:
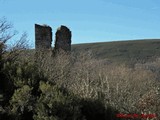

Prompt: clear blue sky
[{"left": 0, "top": 0, "right": 160, "bottom": 48}]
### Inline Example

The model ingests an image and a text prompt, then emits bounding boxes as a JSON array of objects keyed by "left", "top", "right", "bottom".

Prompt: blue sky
[{"left": 0, "top": 0, "right": 160, "bottom": 48}]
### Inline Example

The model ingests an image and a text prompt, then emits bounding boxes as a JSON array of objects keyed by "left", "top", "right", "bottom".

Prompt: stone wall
[
  {"left": 55, "top": 25, "right": 71, "bottom": 52},
  {"left": 35, "top": 24, "right": 52, "bottom": 50},
  {"left": 35, "top": 24, "right": 71, "bottom": 54}
]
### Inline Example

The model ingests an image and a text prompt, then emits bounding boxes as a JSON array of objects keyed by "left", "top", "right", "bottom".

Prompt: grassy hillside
[{"left": 72, "top": 39, "right": 160, "bottom": 64}]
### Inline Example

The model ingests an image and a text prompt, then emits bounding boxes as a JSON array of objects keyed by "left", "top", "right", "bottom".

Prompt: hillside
[
  {"left": 72, "top": 39, "right": 160, "bottom": 64},
  {"left": 20, "top": 39, "right": 160, "bottom": 65},
  {"left": 1, "top": 39, "right": 160, "bottom": 119}
]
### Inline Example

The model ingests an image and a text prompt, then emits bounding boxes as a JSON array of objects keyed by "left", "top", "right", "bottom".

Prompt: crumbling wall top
[
  {"left": 55, "top": 25, "right": 71, "bottom": 52},
  {"left": 35, "top": 24, "right": 52, "bottom": 50}
]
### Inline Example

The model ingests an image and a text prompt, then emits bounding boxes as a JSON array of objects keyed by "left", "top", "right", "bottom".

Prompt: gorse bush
[{"left": 33, "top": 81, "right": 84, "bottom": 120}]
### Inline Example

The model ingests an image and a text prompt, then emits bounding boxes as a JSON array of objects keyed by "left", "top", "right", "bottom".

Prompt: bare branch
[
  {"left": 12, "top": 32, "right": 29, "bottom": 50},
  {"left": 0, "top": 17, "right": 16, "bottom": 44}
]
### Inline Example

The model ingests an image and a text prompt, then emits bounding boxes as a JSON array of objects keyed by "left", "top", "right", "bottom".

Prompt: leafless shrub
[
  {"left": 61, "top": 51, "right": 160, "bottom": 118},
  {"left": 0, "top": 17, "right": 29, "bottom": 63},
  {"left": 33, "top": 49, "right": 160, "bottom": 119},
  {"left": 35, "top": 50, "right": 72, "bottom": 88}
]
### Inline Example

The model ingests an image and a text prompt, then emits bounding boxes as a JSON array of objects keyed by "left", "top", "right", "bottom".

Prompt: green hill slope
[
  {"left": 21, "top": 39, "right": 160, "bottom": 65},
  {"left": 72, "top": 39, "right": 160, "bottom": 64}
]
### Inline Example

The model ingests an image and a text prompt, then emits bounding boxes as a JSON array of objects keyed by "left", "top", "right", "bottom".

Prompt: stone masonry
[
  {"left": 35, "top": 24, "right": 52, "bottom": 50},
  {"left": 55, "top": 25, "right": 71, "bottom": 52},
  {"left": 35, "top": 24, "right": 71, "bottom": 53}
]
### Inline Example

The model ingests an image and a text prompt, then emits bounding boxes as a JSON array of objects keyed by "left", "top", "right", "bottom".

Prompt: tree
[
  {"left": 0, "top": 17, "right": 15, "bottom": 104},
  {"left": 0, "top": 17, "right": 30, "bottom": 119}
]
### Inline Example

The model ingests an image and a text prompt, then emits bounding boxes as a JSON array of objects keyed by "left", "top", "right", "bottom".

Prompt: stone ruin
[
  {"left": 35, "top": 24, "right": 52, "bottom": 50},
  {"left": 55, "top": 26, "right": 71, "bottom": 52},
  {"left": 35, "top": 24, "right": 71, "bottom": 54}
]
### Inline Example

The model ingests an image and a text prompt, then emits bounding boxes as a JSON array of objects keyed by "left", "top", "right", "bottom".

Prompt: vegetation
[
  {"left": 0, "top": 18, "right": 160, "bottom": 120},
  {"left": 72, "top": 39, "right": 160, "bottom": 65}
]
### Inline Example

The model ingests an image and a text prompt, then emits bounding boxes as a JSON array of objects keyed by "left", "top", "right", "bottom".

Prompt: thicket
[
  {"left": 0, "top": 18, "right": 160, "bottom": 120},
  {"left": 0, "top": 18, "right": 119, "bottom": 120}
]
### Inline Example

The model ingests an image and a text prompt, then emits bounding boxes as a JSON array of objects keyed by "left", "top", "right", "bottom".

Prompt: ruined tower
[
  {"left": 35, "top": 24, "right": 52, "bottom": 50},
  {"left": 55, "top": 25, "right": 71, "bottom": 52},
  {"left": 35, "top": 24, "right": 71, "bottom": 55}
]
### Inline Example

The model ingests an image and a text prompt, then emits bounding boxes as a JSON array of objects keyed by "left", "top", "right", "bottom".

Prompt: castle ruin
[
  {"left": 55, "top": 25, "right": 71, "bottom": 52},
  {"left": 35, "top": 24, "right": 52, "bottom": 50},
  {"left": 35, "top": 24, "right": 71, "bottom": 53}
]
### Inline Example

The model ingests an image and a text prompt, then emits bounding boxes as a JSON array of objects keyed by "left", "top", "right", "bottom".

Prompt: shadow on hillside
[{"left": 80, "top": 99, "right": 120, "bottom": 120}]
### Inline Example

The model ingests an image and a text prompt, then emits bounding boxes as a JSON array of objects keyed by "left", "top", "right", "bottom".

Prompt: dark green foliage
[{"left": 34, "top": 82, "right": 84, "bottom": 120}]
